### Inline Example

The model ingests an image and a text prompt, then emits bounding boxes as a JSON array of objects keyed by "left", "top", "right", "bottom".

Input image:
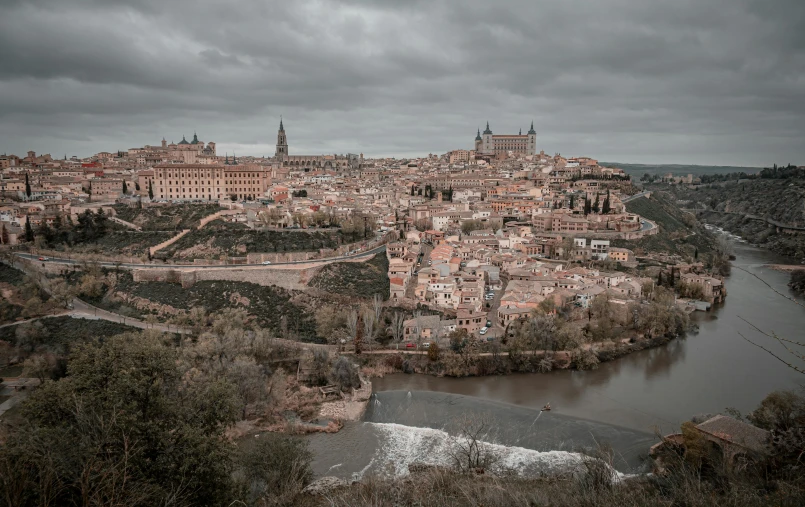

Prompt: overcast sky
[{"left": 1, "top": 0, "right": 803, "bottom": 166}]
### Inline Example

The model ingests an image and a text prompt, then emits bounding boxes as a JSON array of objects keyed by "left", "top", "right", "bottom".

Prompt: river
[{"left": 308, "top": 242, "right": 804, "bottom": 479}]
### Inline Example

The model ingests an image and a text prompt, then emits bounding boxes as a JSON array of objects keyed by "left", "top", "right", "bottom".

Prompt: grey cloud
[{"left": 0, "top": 0, "right": 803, "bottom": 165}]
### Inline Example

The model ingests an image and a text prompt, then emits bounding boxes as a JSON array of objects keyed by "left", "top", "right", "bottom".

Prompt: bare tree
[
  {"left": 361, "top": 307, "right": 376, "bottom": 345},
  {"left": 448, "top": 414, "right": 502, "bottom": 473},
  {"left": 345, "top": 309, "right": 359, "bottom": 343},
  {"left": 387, "top": 312, "right": 406, "bottom": 344}
]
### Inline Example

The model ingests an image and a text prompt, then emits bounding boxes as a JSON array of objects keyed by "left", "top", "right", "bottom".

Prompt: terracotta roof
[{"left": 695, "top": 415, "right": 770, "bottom": 454}]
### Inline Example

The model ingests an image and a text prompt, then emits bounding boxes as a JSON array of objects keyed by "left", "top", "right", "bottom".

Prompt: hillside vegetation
[
  {"left": 113, "top": 203, "right": 220, "bottom": 231},
  {"left": 164, "top": 220, "right": 346, "bottom": 259},
  {"left": 666, "top": 179, "right": 805, "bottom": 262},
  {"left": 613, "top": 192, "right": 715, "bottom": 258},
  {"left": 309, "top": 253, "right": 389, "bottom": 300}
]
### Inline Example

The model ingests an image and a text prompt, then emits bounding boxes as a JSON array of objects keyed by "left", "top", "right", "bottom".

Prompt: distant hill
[{"left": 603, "top": 163, "right": 763, "bottom": 179}]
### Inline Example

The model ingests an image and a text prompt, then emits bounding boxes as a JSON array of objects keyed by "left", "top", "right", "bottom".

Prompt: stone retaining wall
[{"left": 131, "top": 266, "right": 321, "bottom": 291}]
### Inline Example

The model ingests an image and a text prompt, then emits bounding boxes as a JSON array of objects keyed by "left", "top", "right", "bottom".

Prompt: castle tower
[
  {"left": 482, "top": 121, "right": 493, "bottom": 152},
  {"left": 527, "top": 121, "right": 537, "bottom": 156},
  {"left": 275, "top": 117, "right": 288, "bottom": 161},
  {"left": 475, "top": 128, "right": 482, "bottom": 152}
]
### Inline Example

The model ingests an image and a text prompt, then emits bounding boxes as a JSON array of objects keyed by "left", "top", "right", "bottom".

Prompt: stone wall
[{"left": 131, "top": 266, "right": 320, "bottom": 291}]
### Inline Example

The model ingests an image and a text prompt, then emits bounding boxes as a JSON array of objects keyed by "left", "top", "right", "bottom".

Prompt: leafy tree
[
  {"left": 0, "top": 333, "right": 241, "bottom": 506},
  {"left": 330, "top": 356, "right": 360, "bottom": 391}
]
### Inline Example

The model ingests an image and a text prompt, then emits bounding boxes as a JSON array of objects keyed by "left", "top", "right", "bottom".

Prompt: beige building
[
  {"left": 151, "top": 164, "right": 271, "bottom": 201},
  {"left": 474, "top": 122, "right": 537, "bottom": 158}
]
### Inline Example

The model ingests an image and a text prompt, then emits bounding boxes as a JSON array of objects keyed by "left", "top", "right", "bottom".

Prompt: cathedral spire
[{"left": 279, "top": 116, "right": 284, "bottom": 132}]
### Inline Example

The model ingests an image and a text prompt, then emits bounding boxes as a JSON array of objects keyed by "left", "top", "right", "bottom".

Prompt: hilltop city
[{"left": 0, "top": 119, "right": 728, "bottom": 343}]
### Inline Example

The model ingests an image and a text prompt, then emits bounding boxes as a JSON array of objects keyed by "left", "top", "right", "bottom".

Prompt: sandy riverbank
[{"left": 767, "top": 264, "right": 805, "bottom": 272}]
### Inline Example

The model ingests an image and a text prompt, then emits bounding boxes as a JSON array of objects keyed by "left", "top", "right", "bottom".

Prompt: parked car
[
  {"left": 38, "top": 257, "right": 49, "bottom": 261},
  {"left": 486, "top": 320, "right": 492, "bottom": 327},
  {"left": 479, "top": 327, "right": 488, "bottom": 335},
  {"left": 262, "top": 261, "right": 272, "bottom": 265},
  {"left": 405, "top": 342, "right": 416, "bottom": 349},
  {"left": 421, "top": 342, "right": 431, "bottom": 349},
  {"left": 486, "top": 336, "right": 495, "bottom": 342}
]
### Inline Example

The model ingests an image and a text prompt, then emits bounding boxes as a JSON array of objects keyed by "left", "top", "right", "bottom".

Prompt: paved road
[{"left": 14, "top": 244, "right": 386, "bottom": 270}]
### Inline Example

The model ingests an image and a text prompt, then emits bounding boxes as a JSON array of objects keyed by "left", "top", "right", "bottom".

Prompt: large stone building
[
  {"left": 474, "top": 122, "right": 537, "bottom": 158},
  {"left": 150, "top": 163, "right": 271, "bottom": 201},
  {"left": 273, "top": 119, "right": 360, "bottom": 171},
  {"left": 131, "top": 133, "right": 217, "bottom": 165}
]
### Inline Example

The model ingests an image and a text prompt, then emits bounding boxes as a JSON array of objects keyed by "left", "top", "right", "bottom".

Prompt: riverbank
[{"left": 357, "top": 331, "right": 681, "bottom": 381}]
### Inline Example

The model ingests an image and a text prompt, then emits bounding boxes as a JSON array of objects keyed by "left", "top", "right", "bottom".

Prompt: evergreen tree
[
  {"left": 657, "top": 271, "right": 663, "bottom": 286},
  {"left": 602, "top": 189, "right": 611, "bottom": 214},
  {"left": 95, "top": 208, "right": 108, "bottom": 236},
  {"left": 25, "top": 173, "right": 31, "bottom": 198},
  {"left": 37, "top": 220, "right": 54, "bottom": 246},
  {"left": 24, "top": 220, "right": 34, "bottom": 242},
  {"left": 410, "top": 185, "right": 415, "bottom": 196},
  {"left": 135, "top": 181, "right": 140, "bottom": 191},
  {"left": 694, "top": 247, "right": 699, "bottom": 260},
  {"left": 0, "top": 223, "right": 8, "bottom": 245},
  {"left": 569, "top": 194, "right": 575, "bottom": 209},
  {"left": 584, "top": 197, "right": 591, "bottom": 216},
  {"left": 592, "top": 193, "right": 600, "bottom": 213},
  {"left": 148, "top": 180, "right": 154, "bottom": 200},
  {"left": 122, "top": 180, "right": 128, "bottom": 194}
]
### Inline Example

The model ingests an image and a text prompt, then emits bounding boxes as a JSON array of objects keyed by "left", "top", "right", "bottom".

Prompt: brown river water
[{"left": 306, "top": 241, "right": 804, "bottom": 479}]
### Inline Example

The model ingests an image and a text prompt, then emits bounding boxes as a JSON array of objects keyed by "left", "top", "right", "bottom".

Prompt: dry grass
[{"left": 295, "top": 467, "right": 804, "bottom": 507}]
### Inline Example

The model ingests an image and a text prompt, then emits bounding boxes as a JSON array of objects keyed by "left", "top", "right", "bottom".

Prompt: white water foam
[{"left": 361, "top": 422, "right": 598, "bottom": 480}]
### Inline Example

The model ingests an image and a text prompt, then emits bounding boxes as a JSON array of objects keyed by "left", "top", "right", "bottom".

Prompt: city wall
[{"left": 132, "top": 266, "right": 323, "bottom": 291}]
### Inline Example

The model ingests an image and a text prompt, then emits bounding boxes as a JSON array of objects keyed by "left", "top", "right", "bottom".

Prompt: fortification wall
[{"left": 131, "top": 266, "right": 322, "bottom": 291}]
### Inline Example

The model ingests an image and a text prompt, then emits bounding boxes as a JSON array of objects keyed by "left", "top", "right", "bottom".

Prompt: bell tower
[{"left": 275, "top": 117, "right": 288, "bottom": 161}]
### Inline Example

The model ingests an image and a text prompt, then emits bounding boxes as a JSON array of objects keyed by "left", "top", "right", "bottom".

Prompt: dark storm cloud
[{"left": 0, "top": 0, "right": 803, "bottom": 165}]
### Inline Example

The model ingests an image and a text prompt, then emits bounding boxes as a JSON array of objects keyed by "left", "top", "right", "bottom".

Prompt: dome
[
  {"left": 190, "top": 133, "right": 200, "bottom": 145},
  {"left": 178, "top": 136, "right": 189, "bottom": 145}
]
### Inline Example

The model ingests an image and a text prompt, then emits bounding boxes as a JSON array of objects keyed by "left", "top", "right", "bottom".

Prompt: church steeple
[
  {"left": 483, "top": 122, "right": 492, "bottom": 135},
  {"left": 528, "top": 121, "right": 536, "bottom": 135},
  {"left": 275, "top": 116, "right": 288, "bottom": 161},
  {"left": 225, "top": 153, "right": 229, "bottom": 165},
  {"left": 475, "top": 128, "right": 482, "bottom": 141}
]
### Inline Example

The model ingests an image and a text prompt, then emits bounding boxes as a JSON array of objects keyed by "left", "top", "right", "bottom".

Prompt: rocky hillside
[
  {"left": 612, "top": 192, "right": 716, "bottom": 258},
  {"left": 664, "top": 179, "right": 805, "bottom": 262},
  {"left": 670, "top": 179, "right": 805, "bottom": 228}
]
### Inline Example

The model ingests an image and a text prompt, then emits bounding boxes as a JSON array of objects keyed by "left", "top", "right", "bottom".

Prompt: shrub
[
  {"left": 330, "top": 356, "right": 360, "bottom": 392},
  {"left": 237, "top": 434, "right": 313, "bottom": 506}
]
